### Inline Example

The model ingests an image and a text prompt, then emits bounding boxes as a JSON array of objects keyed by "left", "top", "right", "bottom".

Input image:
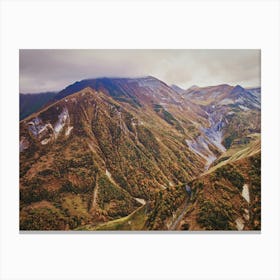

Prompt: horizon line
[{"left": 19, "top": 76, "right": 261, "bottom": 94}]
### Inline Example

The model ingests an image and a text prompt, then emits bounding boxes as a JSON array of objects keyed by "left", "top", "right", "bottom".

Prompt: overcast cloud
[{"left": 19, "top": 49, "right": 260, "bottom": 93}]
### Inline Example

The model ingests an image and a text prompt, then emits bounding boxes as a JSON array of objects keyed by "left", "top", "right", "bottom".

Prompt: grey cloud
[{"left": 19, "top": 49, "right": 260, "bottom": 93}]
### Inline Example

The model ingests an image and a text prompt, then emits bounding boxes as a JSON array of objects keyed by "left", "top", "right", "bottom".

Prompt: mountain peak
[
  {"left": 187, "top": 85, "right": 199, "bottom": 91},
  {"left": 230, "top": 85, "right": 245, "bottom": 94},
  {"left": 171, "top": 84, "right": 186, "bottom": 95}
]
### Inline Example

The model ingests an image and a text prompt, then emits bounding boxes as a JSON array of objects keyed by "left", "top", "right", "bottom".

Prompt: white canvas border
[{"left": 0, "top": 1, "right": 280, "bottom": 280}]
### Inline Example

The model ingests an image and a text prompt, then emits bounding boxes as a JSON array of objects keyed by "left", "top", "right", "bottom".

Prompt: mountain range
[{"left": 19, "top": 76, "right": 261, "bottom": 231}]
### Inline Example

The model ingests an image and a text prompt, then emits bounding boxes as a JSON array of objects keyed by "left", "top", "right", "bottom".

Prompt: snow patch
[
  {"left": 41, "top": 138, "right": 51, "bottom": 145},
  {"left": 105, "top": 169, "right": 112, "bottom": 180},
  {"left": 242, "top": 184, "right": 250, "bottom": 203},
  {"left": 27, "top": 118, "right": 44, "bottom": 137},
  {"left": 54, "top": 107, "right": 69, "bottom": 136},
  {"left": 235, "top": 217, "right": 245, "bottom": 231},
  {"left": 65, "top": 126, "right": 73, "bottom": 136},
  {"left": 26, "top": 108, "right": 70, "bottom": 145},
  {"left": 135, "top": 198, "right": 146, "bottom": 205},
  {"left": 243, "top": 209, "right": 250, "bottom": 221}
]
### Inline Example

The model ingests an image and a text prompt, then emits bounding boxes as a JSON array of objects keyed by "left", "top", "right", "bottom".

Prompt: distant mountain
[
  {"left": 19, "top": 77, "right": 261, "bottom": 231},
  {"left": 182, "top": 84, "right": 261, "bottom": 109},
  {"left": 156, "top": 84, "right": 259, "bottom": 173},
  {"left": 170, "top": 84, "right": 186, "bottom": 95},
  {"left": 20, "top": 92, "right": 57, "bottom": 120}
]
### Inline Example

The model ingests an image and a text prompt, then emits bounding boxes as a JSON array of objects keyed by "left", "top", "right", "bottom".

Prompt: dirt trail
[
  {"left": 169, "top": 202, "right": 189, "bottom": 230},
  {"left": 105, "top": 168, "right": 146, "bottom": 206},
  {"left": 134, "top": 198, "right": 146, "bottom": 205},
  {"left": 91, "top": 180, "right": 99, "bottom": 211}
]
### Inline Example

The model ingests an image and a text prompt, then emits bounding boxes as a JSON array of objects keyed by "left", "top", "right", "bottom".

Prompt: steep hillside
[
  {"left": 54, "top": 77, "right": 227, "bottom": 167},
  {"left": 20, "top": 86, "right": 205, "bottom": 230},
  {"left": 176, "top": 152, "right": 261, "bottom": 231}
]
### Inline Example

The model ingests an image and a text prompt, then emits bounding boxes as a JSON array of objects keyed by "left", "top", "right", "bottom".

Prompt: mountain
[
  {"left": 20, "top": 85, "right": 205, "bottom": 230},
  {"left": 176, "top": 150, "right": 261, "bottom": 230},
  {"left": 55, "top": 76, "right": 186, "bottom": 108},
  {"left": 181, "top": 84, "right": 261, "bottom": 166},
  {"left": 183, "top": 84, "right": 260, "bottom": 109},
  {"left": 20, "top": 92, "right": 57, "bottom": 120},
  {"left": 19, "top": 76, "right": 261, "bottom": 231}
]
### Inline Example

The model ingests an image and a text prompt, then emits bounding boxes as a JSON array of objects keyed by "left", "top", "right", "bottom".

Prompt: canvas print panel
[{"left": 19, "top": 49, "right": 261, "bottom": 231}]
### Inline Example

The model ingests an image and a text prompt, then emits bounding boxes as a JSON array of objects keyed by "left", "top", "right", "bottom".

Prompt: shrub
[
  {"left": 197, "top": 200, "right": 233, "bottom": 230},
  {"left": 215, "top": 165, "right": 244, "bottom": 191}
]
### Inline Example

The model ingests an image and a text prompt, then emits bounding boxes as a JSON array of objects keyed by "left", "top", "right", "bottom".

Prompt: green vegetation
[
  {"left": 89, "top": 204, "right": 147, "bottom": 231},
  {"left": 197, "top": 199, "right": 235, "bottom": 230},
  {"left": 205, "top": 133, "right": 260, "bottom": 175},
  {"left": 224, "top": 132, "right": 238, "bottom": 149},
  {"left": 153, "top": 104, "right": 184, "bottom": 132},
  {"left": 20, "top": 202, "right": 67, "bottom": 230},
  {"left": 20, "top": 178, "right": 58, "bottom": 204},
  {"left": 215, "top": 164, "right": 244, "bottom": 191},
  {"left": 248, "top": 153, "right": 261, "bottom": 230},
  {"left": 97, "top": 175, "right": 138, "bottom": 218},
  {"left": 187, "top": 151, "right": 261, "bottom": 230},
  {"left": 146, "top": 185, "right": 187, "bottom": 230},
  {"left": 223, "top": 111, "right": 260, "bottom": 149}
]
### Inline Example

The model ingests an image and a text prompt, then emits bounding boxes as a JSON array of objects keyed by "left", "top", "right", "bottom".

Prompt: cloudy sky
[{"left": 19, "top": 49, "right": 260, "bottom": 93}]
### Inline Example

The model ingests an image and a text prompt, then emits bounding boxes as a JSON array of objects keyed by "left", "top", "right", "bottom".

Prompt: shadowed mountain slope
[{"left": 20, "top": 92, "right": 57, "bottom": 120}]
